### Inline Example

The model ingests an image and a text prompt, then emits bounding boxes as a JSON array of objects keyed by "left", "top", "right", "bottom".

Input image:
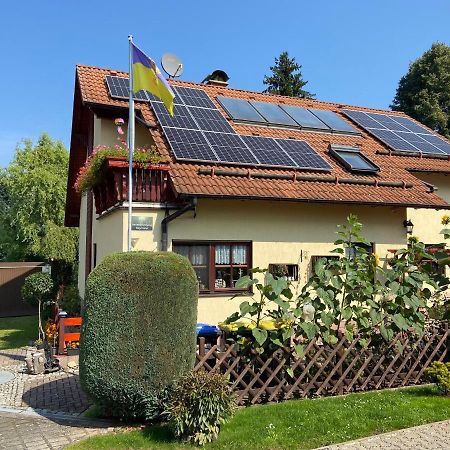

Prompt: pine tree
[
  {"left": 263, "top": 51, "right": 314, "bottom": 98},
  {"left": 391, "top": 42, "right": 450, "bottom": 138}
]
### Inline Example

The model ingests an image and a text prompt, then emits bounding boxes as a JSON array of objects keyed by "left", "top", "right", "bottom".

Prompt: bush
[
  {"left": 425, "top": 361, "right": 450, "bottom": 395},
  {"left": 80, "top": 251, "right": 198, "bottom": 420},
  {"left": 165, "top": 370, "right": 236, "bottom": 446},
  {"left": 61, "top": 284, "right": 81, "bottom": 316}
]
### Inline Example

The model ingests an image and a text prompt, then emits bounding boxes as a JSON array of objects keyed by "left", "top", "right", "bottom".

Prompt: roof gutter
[{"left": 161, "top": 198, "right": 197, "bottom": 251}]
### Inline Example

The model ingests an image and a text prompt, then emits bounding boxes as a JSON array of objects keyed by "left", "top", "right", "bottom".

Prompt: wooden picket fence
[{"left": 195, "top": 322, "right": 449, "bottom": 406}]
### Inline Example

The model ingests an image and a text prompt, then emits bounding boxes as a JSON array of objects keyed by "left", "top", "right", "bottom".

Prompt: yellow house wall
[
  {"left": 92, "top": 210, "right": 126, "bottom": 267},
  {"left": 407, "top": 173, "right": 450, "bottom": 245},
  {"left": 85, "top": 199, "right": 407, "bottom": 324},
  {"left": 168, "top": 200, "right": 406, "bottom": 324},
  {"left": 77, "top": 194, "right": 87, "bottom": 298},
  {"left": 93, "top": 115, "right": 153, "bottom": 148}
]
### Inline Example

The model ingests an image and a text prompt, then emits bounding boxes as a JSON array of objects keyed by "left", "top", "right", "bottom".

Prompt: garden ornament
[{"left": 302, "top": 303, "right": 315, "bottom": 322}]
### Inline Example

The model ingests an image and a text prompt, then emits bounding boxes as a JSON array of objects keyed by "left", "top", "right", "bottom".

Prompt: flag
[{"left": 131, "top": 43, "right": 175, "bottom": 116}]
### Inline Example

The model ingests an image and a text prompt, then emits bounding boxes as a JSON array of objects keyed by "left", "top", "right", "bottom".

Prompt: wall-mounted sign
[{"left": 131, "top": 216, "right": 153, "bottom": 231}]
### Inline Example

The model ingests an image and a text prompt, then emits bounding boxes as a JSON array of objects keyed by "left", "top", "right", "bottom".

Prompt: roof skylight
[{"left": 329, "top": 144, "right": 380, "bottom": 174}]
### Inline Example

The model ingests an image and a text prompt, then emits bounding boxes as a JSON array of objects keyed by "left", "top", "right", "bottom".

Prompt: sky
[{"left": 0, "top": 0, "right": 449, "bottom": 167}]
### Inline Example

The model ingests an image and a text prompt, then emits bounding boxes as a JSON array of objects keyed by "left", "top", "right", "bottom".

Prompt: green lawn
[
  {"left": 69, "top": 386, "right": 450, "bottom": 450},
  {"left": 0, "top": 315, "right": 37, "bottom": 350}
]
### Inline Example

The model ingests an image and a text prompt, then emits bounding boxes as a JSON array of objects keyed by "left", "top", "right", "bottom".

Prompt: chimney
[{"left": 202, "top": 70, "right": 230, "bottom": 87}]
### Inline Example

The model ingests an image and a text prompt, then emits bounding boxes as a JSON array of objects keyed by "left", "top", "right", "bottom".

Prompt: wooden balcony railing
[{"left": 93, "top": 157, "right": 174, "bottom": 214}]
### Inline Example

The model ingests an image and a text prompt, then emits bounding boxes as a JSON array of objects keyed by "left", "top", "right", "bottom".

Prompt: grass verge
[
  {"left": 0, "top": 315, "right": 37, "bottom": 350},
  {"left": 68, "top": 385, "right": 450, "bottom": 450}
]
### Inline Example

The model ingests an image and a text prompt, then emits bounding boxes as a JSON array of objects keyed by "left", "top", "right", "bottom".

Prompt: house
[{"left": 65, "top": 64, "right": 450, "bottom": 324}]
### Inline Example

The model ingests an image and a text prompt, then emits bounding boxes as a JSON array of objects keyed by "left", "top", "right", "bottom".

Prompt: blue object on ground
[{"left": 196, "top": 323, "right": 220, "bottom": 336}]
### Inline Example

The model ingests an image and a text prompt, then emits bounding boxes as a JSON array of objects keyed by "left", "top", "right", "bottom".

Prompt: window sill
[{"left": 199, "top": 291, "right": 252, "bottom": 298}]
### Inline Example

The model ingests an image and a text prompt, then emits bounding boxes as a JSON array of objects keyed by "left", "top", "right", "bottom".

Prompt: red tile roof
[{"left": 72, "top": 64, "right": 450, "bottom": 210}]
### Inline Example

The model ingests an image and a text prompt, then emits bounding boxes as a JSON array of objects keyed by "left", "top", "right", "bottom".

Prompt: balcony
[{"left": 93, "top": 157, "right": 174, "bottom": 214}]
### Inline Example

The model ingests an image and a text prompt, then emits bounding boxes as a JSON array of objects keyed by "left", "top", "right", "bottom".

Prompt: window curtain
[
  {"left": 232, "top": 245, "right": 247, "bottom": 265},
  {"left": 215, "top": 245, "right": 230, "bottom": 265},
  {"left": 191, "top": 245, "right": 208, "bottom": 265}
]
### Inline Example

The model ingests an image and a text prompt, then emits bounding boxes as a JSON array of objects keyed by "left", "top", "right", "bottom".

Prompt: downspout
[{"left": 161, "top": 197, "right": 198, "bottom": 251}]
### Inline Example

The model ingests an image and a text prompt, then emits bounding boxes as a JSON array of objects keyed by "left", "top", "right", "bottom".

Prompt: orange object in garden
[{"left": 57, "top": 317, "right": 82, "bottom": 355}]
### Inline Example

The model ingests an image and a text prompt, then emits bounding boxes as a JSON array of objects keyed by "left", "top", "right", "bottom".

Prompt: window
[
  {"left": 173, "top": 241, "right": 251, "bottom": 294},
  {"left": 329, "top": 144, "right": 380, "bottom": 174},
  {"left": 345, "top": 242, "right": 374, "bottom": 259},
  {"left": 268, "top": 264, "right": 299, "bottom": 281}
]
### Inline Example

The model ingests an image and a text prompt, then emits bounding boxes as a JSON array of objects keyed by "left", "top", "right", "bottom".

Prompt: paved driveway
[
  {"left": 319, "top": 419, "right": 450, "bottom": 449},
  {"left": 0, "top": 348, "right": 114, "bottom": 449},
  {"left": 0, "top": 408, "right": 113, "bottom": 450},
  {"left": 1, "top": 347, "right": 450, "bottom": 449}
]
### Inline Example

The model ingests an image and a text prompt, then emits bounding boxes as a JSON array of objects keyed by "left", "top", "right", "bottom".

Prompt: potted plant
[
  {"left": 66, "top": 341, "right": 80, "bottom": 356},
  {"left": 44, "top": 319, "right": 58, "bottom": 355}
]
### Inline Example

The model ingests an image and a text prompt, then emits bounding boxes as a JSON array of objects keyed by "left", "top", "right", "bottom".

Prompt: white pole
[{"left": 127, "top": 35, "right": 135, "bottom": 252}]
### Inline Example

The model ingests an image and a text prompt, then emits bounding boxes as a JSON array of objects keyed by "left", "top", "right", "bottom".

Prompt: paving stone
[
  {"left": 0, "top": 411, "right": 113, "bottom": 450},
  {"left": 320, "top": 419, "right": 450, "bottom": 449}
]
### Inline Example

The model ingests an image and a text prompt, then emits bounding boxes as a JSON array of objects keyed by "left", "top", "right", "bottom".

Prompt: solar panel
[
  {"left": 343, "top": 110, "right": 387, "bottom": 129},
  {"left": 368, "top": 129, "right": 421, "bottom": 152},
  {"left": 188, "top": 107, "right": 235, "bottom": 133},
  {"left": 249, "top": 101, "right": 298, "bottom": 127},
  {"left": 280, "top": 105, "right": 330, "bottom": 130},
  {"left": 420, "top": 134, "right": 450, "bottom": 154},
  {"left": 275, "top": 139, "right": 332, "bottom": 170},
  {"left": 365, "top": 113, "right": 410, "bottom": 132},
  {"left": 174, "top": 86, "right": 216, "bottom": 108},
  {"left": 105, "top": 75, "right": 149, "bottom": 102},
  {"left": 163, "top": 128, "right": 219, "bottom": 162},
  {"left": 385, "top": 115, "right": 432, "bottom": 135},
  {"left": 342, "top": 109, "right": 450, "bottom": 156},
  {"left": 152, "top": 103, "right": 198, "bottom": 130},
  {"left": 396, "top": 132, "right": 445, "bottom": 155},
  {"left": 204, "top": 132, "right": 259, "bottom": 164},
  {"left": 309, "top": 109, "right": 358, "bottom": 134},
  {"left": 216, "top": 97, "right": 266, "bottom": 123},
  {"left": 241, "top": 135, "right": 297, "bottom": 167}
]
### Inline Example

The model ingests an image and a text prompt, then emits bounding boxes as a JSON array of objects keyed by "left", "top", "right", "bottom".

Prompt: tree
[
  {"left": 263, "top": 51, "right": 314, "bottom": 98},
  {"left": 0, "top": 133, "right": 78, "bottom": 302},
  {"left": 391, "top": 42, "right": 450, "bottom": 138},
  {"left": 22, "top": 272, "right": 54, "bottom": 342},
  {"left": 0, "top": 133, "right": 76, "bottom": 260}
]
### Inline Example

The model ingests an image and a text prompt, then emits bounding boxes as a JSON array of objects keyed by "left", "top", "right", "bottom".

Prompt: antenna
[{"left": 161, "top": 53, "right": 184, "bottom": 78}]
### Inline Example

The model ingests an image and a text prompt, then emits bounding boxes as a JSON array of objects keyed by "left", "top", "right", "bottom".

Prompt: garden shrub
[
  {"left": 60, "top": 283, "right": 81, "bottom": 316},
  {"left": 224, "top": 214, "right": 449, "bottom": 355},
  {"left": 425, "top": 361, "right": 450, "bottom": 395},
  {"left": 165, "top": 370, "right": 236, "bottom": 445},
  {"left": 80, "top": 251, "right": 198, "bottom": 420}
]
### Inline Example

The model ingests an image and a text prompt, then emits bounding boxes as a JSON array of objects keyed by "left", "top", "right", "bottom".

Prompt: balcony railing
[{"left": 93, "top": 157, "right": 174, "bottom": 214}]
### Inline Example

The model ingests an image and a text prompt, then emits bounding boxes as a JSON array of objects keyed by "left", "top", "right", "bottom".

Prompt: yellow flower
[
  {"left": 442, "top": 214, "right": 450, "bottom": 225},
  {"left": 371, "top": 252, "right": 380, "bottom": 266}
]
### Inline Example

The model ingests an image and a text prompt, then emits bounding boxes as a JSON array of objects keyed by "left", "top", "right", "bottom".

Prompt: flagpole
[{"left": 127, "top": 35, "right": 135, "bottom": 252}]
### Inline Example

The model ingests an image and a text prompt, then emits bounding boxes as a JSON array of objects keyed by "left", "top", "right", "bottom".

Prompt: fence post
[
  {"left": 218, "top": 332, "right": 225, "bottom": 352},
  {"left": 58, "top": 318, "right": 65, "bottom": 355},
  {"left": 198, "top": 337, "right": 205, "bottom": 358}
]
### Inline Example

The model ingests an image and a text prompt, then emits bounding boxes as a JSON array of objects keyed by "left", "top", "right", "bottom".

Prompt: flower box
[{"left": 66, "top": 347, "right": 79, "bottom": 356}]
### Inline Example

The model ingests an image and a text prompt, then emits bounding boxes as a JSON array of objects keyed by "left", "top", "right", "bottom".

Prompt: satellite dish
[{"left": 161, "top": 53, "right": 184, "bottom": 78}]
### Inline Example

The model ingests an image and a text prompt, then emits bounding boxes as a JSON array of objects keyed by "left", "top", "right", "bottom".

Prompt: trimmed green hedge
[{"left": 79, "top": 251, "right": 198, "bottom": 419}]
